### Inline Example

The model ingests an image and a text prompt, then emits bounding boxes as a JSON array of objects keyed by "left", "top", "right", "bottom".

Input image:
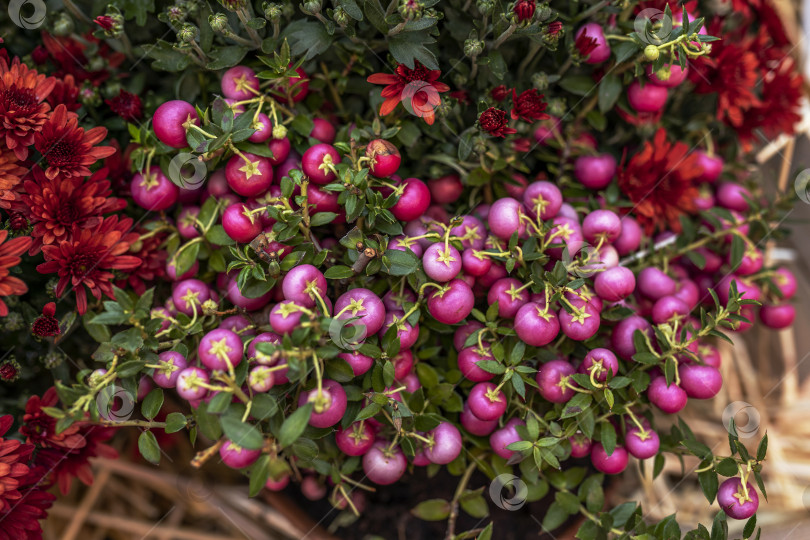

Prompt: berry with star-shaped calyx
[
  {"left": 198, "top": 328, "right": 243, "bottom": 371},
  {"left": 225, "top": 152, "right": 273, "bottom": 197},
  {"left": 222, "top": 202, "right": 261, "bottom": 243},
  {"left": 302, "top": 143, "right": 340, "bottom": 184},
  {"left": 153, "top": 100, "right": 199, "bottom": 148},
  {"left": 422, "top": 243, "right": 461, "bottom": 282}
]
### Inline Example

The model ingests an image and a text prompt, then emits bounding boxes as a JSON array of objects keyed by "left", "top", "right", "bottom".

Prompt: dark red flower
[
  {"left": 0, "top": 483, "right": 55, "bottom": 540},
  {"left": 511, "top": 88, "right": 549, "bottom": 122},
  {"left": 478, "top": 107, "right": 517, "bottom": 138},
  {"left": 0, "top": 415, "right": 34, "bottom": 511},
  {"left": 18, "top": 166, "right": 126, "bottom": 254},
  {"left": 0, "top": 231, "right": 31, "bottom": 317},
  {"left": 31, "top": 303, "right": 60, "bottom": 338},
  {"left": 513, "top": 0, "right": 536, "bottom": 22},
  {"left": 20, "top": 388, "right": 88, "bottom": 452},
  {"left": 367, "top": 61, "right": 450, "bottom": 125},
  {"left": 546, "top": 21, "right": 563, "bottom": 36},
  {"left": 46, "top": 74, "right": 80, "bottom": 113},
  {"left": 617, "top": 128, "right": 703, "bottom": 234},
  {"left": 490, "top": 85, "right": 511, "bottom": 102},
  {"left": 34, "top": 424, "right": 117, "bottom": 495},
  {"left": 41, "top": 33, "right": 124, "bottom": 87},
  {"left": 94, "top": 16, "right": 115, "bottom": 31},
  {"left": 575, "top": 29, "right": 598, "bottom": 59},
  {"left": 448, "top": 90, "right": 471, "bottom": 104},
  {"left": 0, "top": 147, "right": 26, "bottom": 210},
  {"left": 0, "top": 58, "right": 55, "bottom": 160},
  {"left": 31, "top": 46, "right": 49, "bottom": 65},
  {"left": 0, "top": 358, "right": 20, "bottom": 382},
  {"left": 8, "top": 212, "right": 27, "bottom": 231},
  {"left": 33, "top": 104, "right": 116, "bottom": 180},
  {"left": 512, "top": 137, "right": 532, "bottom": 153},
  {"left": 105, "top": 89, "right": 143, "bottom": 122},
  {"left": 616, "top": 105, "right": 663, "bottom": 126},
  {"left": 117, "top": 227, "right": 168, "bottom": 295},
  {"left": 36, "top": 215, "right": 140, "bottom": 314}
]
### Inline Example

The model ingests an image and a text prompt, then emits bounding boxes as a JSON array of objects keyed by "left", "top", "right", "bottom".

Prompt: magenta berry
[
  {"left": 487, "top": 197, "right": 526, "bottom": 240},
  {"left": 310, "top": 117, "right": 336, "bottom": 143},
  {"left": 336, "top": 422, "right": 375, "bottom": 456},
  {"left": 221, "top": 66, "right": 259, "bottom": 100},
  {"left": 594, "top": 266, "right": 635, "bottom": 301},
  {"left": 454, "top": 321, "right": 484, "bottom": 351},
  {"left": 172, "top": 278, "right": 211, "bottom": 316},
  {"left": 523, "top": 181, "right": 563, "bottom": 220},
  {"left": 338, "top": 351, "right": 374, "bottom": 376},
  {"left": 427, "top": 279, "right": 474, "bottom": 324},
  {"left": 514, "top": 302, "right": 560, "bottom": 347},
  {"left": 582, "top": 209, "right": 622, "bottom": 244},
  {"left": 378, "top": 312, "right": 419, "bottom": 349},
  {"left": 679, "top": 364, "right": 723, "bottom": 399},
  {"left": 222, "top": 203, "right": 261, "bottom": 243},
  {"left": 247, "top": 112, "right": 273, "bottom": 143},
  {"left": 536, "top": 359, "right": 576, "bottom": 403},
  {"left": 247, "top": 332, "right": 281, "bottom": 365},
  {"left": 335, "top": 287, "right": 386, "bottom": 336},
  {"left": 625, "top": 426, "right": 660, "bottom": 460},
  {"left": 425, "top": 422, "right": 462, "bottom": 465},
  {"left": 637, "top": 267, "right": 677, "bottom": 300},
  {"left": 392, "top": 349, "right": 414, "bottom": 380},
  {"left": 461, "top": 248, "right": 492, "bottom": 277},
  {"left": 152, "top": 351, "right": 187, "bottom": 388},
  {"left": 268, "top": 137, "right": 292, "bottom": 167},
  {"left": 468, "top": 382, "right": 507, "bottom": 421},
  {"left": 647, "top": 377, "right": 688, "bottom": 414},
  {"left": 487, "top": 278, "right": 529, "bottom": 319},
  {"left": 153, "top": 99, "right": 198, "bottom": 148},
  {"left": 574, "top": 154, "right": 617, "bottom": 190},
  {"left": 490, "top": 418, "right": 525, "bottom": 460},
  {"left": 176, "top": 367, "right": 209, "bottom": 401},
  {"left": 647, "top": 62, "right": 688, "bottom": 88},
  {"left": 269, "top": 300, "right": 305, "bottom": 335},
  {"left": 265, "top": 475, "right": 290, "bottom": 491},
  {"left": 613, "top": 216, "right": 642, "bottom": 256},
  {"left": 225, "top": 277, "right": 273, "bottom": 311},
  {"left": 198, "top": 328, "right": 243, "bottom": 371},
  {"left": 422, "top": 243, "right": 462, "bottom": 282},
  {"left": 558, "top": 303, "right": 600, "bottom": 341},
  {"left": 429, "top": 174, "right": 464, "bottom": 204},
  {"left": 131, "top": 166, "right": 179, "bottom": 211},
  {"left": 716, "top": 182, "right": 752, "bottom": 212},
  {"left": 717, "top": 478, "right": 759, "bottom": 520},
  {"left": 225, "top": 153, "right": 273, "bottom": 197},
  {"left": 301, "top": 476, "right": 326, "bottom": 500},
  {"left": 695, "top": 150, "right": 723, "bottom": 183},
  {"left": 458, "top": 345, "right": 496, "bottom": 382},
  {"left": 390, "top": 178, "right": 431, "bottom": 222},
  {"left": 302, "top": 143, "right": 340, "bottom": 184},
  {"left": 651, "top": 295, "right": 691, "bottom": 325},
  {"left": 248, "top": 365, "right": 275, "bottom": 392},
  {"left": 590, "top": 443, "right": 629, "bottom": 474},
  {"left": 569, "top": 434, "right": 592, "bottom": 458},
  {"left": 627, "top": 81, "right": 668, "bottom": 113},
  {"left": 450, "top": 215, "right": 486, "bottom": 250},
  {"left": 282, "top": 264, "right": 327, "bottom": 309},
  {"left": 579, "top": 348, "right": 618, "bottom": 382},
  {"left": 219, "top": 439, "right": 261, "bottom": 469},
  {"left": 576, "top": 23, "right": 610, "bottom": 64},
  {"left": 363, "top": 441, "right": 407, "bottom": 485},
  {"left": 759, "top": 303, "right": 795, "bottom": 329},
  {"left": 460, "top": 401, "right": 498, "bottom": 436},
  {"left": 366, "top": 139, "right": 401, "bottom": 178},
  {"left": 298, "top": 379, "right": 347, "bottom": 428},
  {"left": 611, "top": 315, "right": 653, "bottom": 360}
]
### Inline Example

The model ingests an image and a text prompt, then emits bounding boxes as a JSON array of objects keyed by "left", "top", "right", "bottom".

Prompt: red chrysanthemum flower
[
  {"left": 18, "top": 166, "right": 126, "bottom": 254},
  {"left": 31, "top": 303, "right": 60, "bottom": 338},
  {"left": 0, "top": 147, "right": 26, "bottom": 210},
  {"left": 448, "top": 90, "right": 471, "bottom": 104},
  {"left": 34, "top": 424, "right": 117, "bottom": 495},
  {"left": 36, "top": 215, "right": 140, "bottom": 314},
  {"left": 546, "top": 21, "right": 563, "bottom": 36},
  {"left": 117, "top": 228, "right": 168, "bottom": 295},
  {"left": 41, "top": 33, "right": 124, "bottom": 86},
  {"left": 0, "top": 481, "right": 55, "bottom": 540},
  {"left": 367, "top": 61, "right": 450, "bottom": 125},
  {"left": 478, "top": 107, "right": 517, "bottom": 138},
  {"left": 0, "top": 415, "right": 34, "bottom": 512},
  {"left": 105, "top": 89, "right": 143, "bottom": 122},
  {"left": 46, "top": 73, "right": 80, "bottom": 113},
  {"left": 511, "top": 88, "right": 549, "bottom": 122},
  {"left": 617, "top": 129, "right": 703, "bottom": 234},
  {"left": 512, "top": 137, "right": 532, "bottom": 153},
  {"left": 0, "top": 58, "right": 55, "bottom": 160},
  {"left": 0, "top": 231, "right": 32, "bottom": 317},
  {"left": 513, "top": 0, "right": 536, "bottom": 22},
  {"left": 8, "top": 212, "right": 28, "bottom": 231},
  {"left": 94, "top": 15, "right": 115, "bottom": 31},
  {"left": 490, "top": 85, "right": 511, "bottom": 102},
  {"left": 33, "top": 104, "right": 116, "bottom": 180},
  {"left": 20, "top": 388, "right": 86, "bottom": 451},
  {"left": 31, "top": 45, "right": 49, "bottom": 65},
  {"left": 689, "top": 38, "right": 762, "bottom": 128},
  {"left": 574, "top": 29, "right": 598, "bottom": 59}
]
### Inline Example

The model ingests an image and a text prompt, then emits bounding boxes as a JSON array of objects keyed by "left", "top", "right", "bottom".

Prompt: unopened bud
[
  {"left": 464, "top": 38, "right": 485, "bottom": 57},
  {"left": 272, "top": 124, "right": 287, "bottom": 139},
  {"left": 262, "top": 2, "right": 282, "bottom": 20},
  {"left": 177, "top": 23, "right": 199, "bottom": 44},
  {"left": 52, "top": 13, "right": 75, "bottom": 36},
  {"left": 209, "top": 13, "right": 229, "bottom": 32},
  {"left": 644, "top": 44, "right": 660, "bottom": 61},
  {"left": 301, "top": 0, "right": 322, "bottom": 15}
]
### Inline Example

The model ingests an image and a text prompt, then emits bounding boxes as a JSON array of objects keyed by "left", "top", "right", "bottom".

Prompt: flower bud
[
  {"left": 654, "top": 66, "right": 672, "bottom": 81},
  {"left": 52, "top": 13, "right": 75, "bottom": 36},
  {"left": 301, "top": 0, "right": 322, "bottom": 15},
  {"left": 476, "top": 0, "right": 495, "bottom": 15},
  {"left": 0, "top": 357, "right": 21, "bottom": 382},
  {"left": 536, "top": 2, "right": 553, "bottom": 20},
  {"left": 42, "top": 351, "right": 65, "bottom": 369},
  {"left": 209, "top": 13, "right": 230, "bottom": 32},
  {"left": 79, "top": 83, "right": 101, "bottom": 107},
  {"left": 463, "top": 38, "right": 484, "bottom": 57},
  {"left": 547, "top": 97, "right": 566, "bottom": 117},
  {"left": 644, "top": 44, "right": 660, "bottom": 61},
  {"left": 163, "top": 4, "right": 188, "bottom": 25},
  {"left": 531, "top": 72, "right": 550, "bottom": 91},
  {"left": 177, "top": 23, "right": 199, "bottom": 44},
  {"left": 399, "top": 0, "right": 424, "bottom": 19},
  {"left": 272, "top": 124, "right": 288, "bottom": 139},
  {"left": 333, "top": 6, "right": 350, "bottom": 26},
  {"left": 513, "top": 0, "right": 536, "bottom": 24},
  {"left": 262, "top": 2, "right": 283, "bottom": 20},
  {"left": 3, "top": 312, "right": 24, "bottom": 332}
]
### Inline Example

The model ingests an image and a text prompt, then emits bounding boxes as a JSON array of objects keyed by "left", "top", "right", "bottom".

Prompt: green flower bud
[
  {"left": 79, "top": 83, "right": 101, "bottom": 107},
  {"left": 3, "top": 312, "right": 24, "bottom": 332},
  {"left": 52, "top": 13, "right": 75, "bottom": 36},
  {"left": 399, "top": 0, "right": 423, "bottom": 19},
  {"left": 644, "top": 44, "right": 660, "bottom": 61},
  {"left": 537, "top": 3, "right": 553, "bottom": 21},
  {"left": 531, "top": 72, "right": 550, "bottom": 91},
  {"left": 42, "top": 351, "right": 65, "bottom": 369},
  {"left": 463, "top": 38, "right": 485, "bottom": 58},
  {"left": 547, "top": 97, "right": 566, "bottom": 117},
  {"left": 654, "top": 66, "right": 671, "bottom": 81},
  {"left": 452, "top": 72, "right": 468, "bottom": 88},
  {"left": 262, "top": 2, "right": 283, "bottom": 20},
  {"left": 163, "top": 4, "right": 188, "bottom": 24},
  {"left": 476, "top": 0, "right": 495, "bottom": 16},
  {"left": 301, "top": 0, "right": 322, "bottom": 15},
  {"left": 177, "top": 23, "right": 199, "bottom": 44},
  {"left": 272, "top": 124, "right": 288, "bottom": 139},
  {"left": 333, "top": 6, "right": 350, "bottom": 26},
  {"left": 209, "top": 12, "right": 230, "bottom": 32}
]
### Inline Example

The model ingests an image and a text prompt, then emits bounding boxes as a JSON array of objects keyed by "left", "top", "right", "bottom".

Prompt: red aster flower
[
  {"left": 756, "top": 0, "right": 790, "bottom": 48},
  {"left": 0, "top": 483, "right": 54, "bottom": 540},
  {"left": 574, "top": 29, "right": 598, "bottom": 59},
  {"left": 617, "top": 129, "right": 703, "bottom": 234},
  {"left": 116, "top": 227, "right": 168, "bottom": 295},
  {"left": 511, "top": 88, "right": 549, "bottom": 122},
  {"left": 94, "top": 15, "right": 115, "bottom": 31},
  {"left": 513, "top": 0, "right": 536, "bottom": 22},
  {"left": 490, "top": 85, "right": 511, "bottom": 102},
  {"left": 46, "top": 73, "right": 80, "bottom": 113},
  {"left": 31, "top": 303, "right": 60, "bottom": 338},
  {"left": 0, "top": 231, "right": 31, "bottom": 317},
  {"left": 367, "top": 61, "right": 450, "bottom": 125},
  {"left": 0, "top": 58, "right": 55, "bottom": 160},
  {"left": 689, "top": 39, "right": 761, "bottom": 128},
  {"left": 478, "top": 107, "right": 517, "bottom": 138},
  {"left": 8, "top": 212, "right": 28, "bottom": 231},
  {"left": 18, "top": 166, "right": 126, "bottom": 254},
  {"left": 34, "top": 424, "right": 117, "bottom": 495},
  {"left": 0, "top": 415, "right": 34, "bottom": 512},
  {"left": 0, "top": 147, "right": 26, "bottom": 210},
  {"left": 546, "top": 21, "right": 563, "bottom": 36},
  {"left": 20, "top": 388, "right": 86, "bottom": 451},
  {"left": 36, "top": 215, "right": 140, "bottom": 314},
  {"left": 105, "top": 89, "right": 143, "bottom": 122},
  {"left": 33, "top": 104, "right": 116, "bottom": 180}
]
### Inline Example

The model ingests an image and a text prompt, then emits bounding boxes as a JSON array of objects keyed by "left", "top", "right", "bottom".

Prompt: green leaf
[
  {"left": 324, "top": 265, "right": 354, "bottom": 279},
  {"left": 279, "top": 403, "right": 313, "bottom": 447},
  {"left": 756, "top": 433, "right": 768, "bottom": 461},
  {"left": 716, "top": 457, "right": 738, "bottom": 477},
  {"left": 249, "top": 455, "right": 271, "bottom": 497},
  {"left": 459, "top": 493, "right": 489, "bottom": 518},
  {"left": 138, "top": 431, "right": 161, "bottom": 464},
  {"left": 729, "top": 235, "right": 744, "bottom": 272},
  {"left": 363, "top": 0, "right": 388, "bottom": 33},
  {"left": 141, "top": 388, "right": 164, "bottom": 420},
  {"left": 164, "top": 412, "right": 187, "bottom": 434},
  {"left": 388, "top": 32, "right": 439, "bottom": 70},
  {"left": 206, "top": 46, "right": 249, "bottom": 70},
  {"left": 542, "top": 501, "right": 569, "bottom": 532},
  {"left": 559, "top": 75, "right": 596, "bottom": 96},
  {"left": 220, "top": 415, "right": 264, "bottom": 451},
  {"left": 743, "top": 515, "right": 757, "bottom": 539},
  {"left": 251, "top": 394, "right": 279, "bottom": 420},
  {"left": 205, "top": 225, "right": 236, "bottom": 246},
  {"left": 282, "top": 20, "right": 333, "bottom": 60},
  {"left": 598, "top": 74, "right": 623, "bottom": 112},
  {"left": 699, "top": 467, "right": 719, "bottom": 503},
  {"left": 383, "top": 249, "right": 419, "bottom": 276},
  {"left": 411, "top": 499, "right": 450, "bottom": 521},
  {"left": 600, "top": 422, "right": 616, "bottom": 456}
]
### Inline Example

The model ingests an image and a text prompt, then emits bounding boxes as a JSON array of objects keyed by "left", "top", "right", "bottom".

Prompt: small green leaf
[
  {"left": 279, "top": 403, "right": 313, "bottom": 447},
  {"left": 164, "top": 412, "right": 187, "bottom": 433},
  {"left": 411, "top": 499, "right": 451, "bottom": 521},
  {"left": 138, "top": 431, "right": 161, "bottom": 464},
  {"left": 141, "top": 388, "right": 164, "bottom": 420}
]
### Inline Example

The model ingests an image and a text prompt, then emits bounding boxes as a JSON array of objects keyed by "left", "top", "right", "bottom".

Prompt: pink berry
[
  {"left": 574, "top": 154, "right": 616, "bottom": 190},
  {"left": 488, "top": 197, "right": 526, "bottom": 240},
  {"left": 152, "top": 351, "right": 187, "bottom": 388},
  {"left": 176, "top": 367, "right": 209, "bottom": 401},
  {"left": 302, "top": 143, "right": 340, "bottom": 184},
  {"left": 717, "top": 478, "right": 759, "bottom": 520},
  {"left": 694, "top": 150, "right": 723, "bottom": 183},
  {"left": 221, "top": 66, "right": 259, "bottom": 100},
  {"left": 490, "top": 418, "right": 525, "bottom": 460},
  {"left": 590, "top": 443, "right": 628, "bottom": 474},
  {"left": 425, "top": 422, "right": 462, "bottom": 464},
  {"left": 613, "top": 217, "right": 642, "bottom": 256},
  {"left": 514, "top": 302, "right": 560, "bottom": 347},
  {"left": 338, "top": 351, "right": 374, "bottom": 376},
  {"left": 427, "top": 279, "right": 474, "bottom": 324},
  {"left": 265, "top": 475, "right": 290, "bottom": 491},
  {"left": 627, "top": 81, "right": 668, "bottom": 113},
  {"left": 625, "top": 426, "right": 660, "bottom": 460},
  {"left": 247, "top": 112, "right": 273, "bottom": 143},
  {"left": 647, "top": 377, "right": 688, "bottom": 414},
  {"left": 637, "top": 267, "right": 677, "bottom": 300},
  {"left": 336, "top": 422, "right": 375, "bottom": 456},
  {"left": 458, "top": 345, "right": 496, "bottom": 382},
  {"left": 298, "top": 379, "right": 347, "bottom": 428},
  {"left": 366, "top": 139, "right": 401, "bottom": 178},
  {"left": 558, "top": 303, "right": 600, "bottom": 341},
  {"left": 362, "top": 441, "right": 407, "bottom": 485},
  {"left": 429, "top": 175, "right": 463, "bottom": 204},
  {"left": 131, "top": 166, "right": 179, "bottom": 211},
  {"left": 679, "top": 364, "right": 723, "bottom": 399},
  {"left": 219, "top": 439, "right": 261, "bottom": 469},
  {"left": 391, "top": 178, "right": 431, "bottom": 221},
  {"left": 454, "top": 321, "right": 484, "bottom": 351},
  {"left": 536, "top": 359, "right": 576, "bottom": 403},
  {"left": 468, "top": 382, "right": 507, "bottom": 421},
  {"left": 269, "top": 300, "right": 305, "bottom": 335},
  {"left": 172, "top": 279, "right": 211, "bottom": 316},
  {"left": 153, "top": 100, "right": 198, "bottom": 149},
  {"left": 651, "top": 295, "right": 691, "bottom": 325},
  {"left": 579, "top": 348, "right": 618, "bottom": 382},
  {"left": 487, "top": 278, "right": 529, "bottom": 319},
  {"left": 310, "top": 117, "right": 336, "bottom": 143},
  {"left": 611, "top": 315, "right": 653, "bottom": 360},
  {"left": 222, "top": 203, "right": 261, "bottom": 243},
  {"left": 198, "top": 328, "right": 243, "bottom": 371},
  {"left": 378, "top": 312, "right": 419, "bottom": 349},
  {"left": 594, "top": 266, "right": 635, "bottom": 301},
  {"left": 301, "top": 476, "right": 326, "bottom": 500},
  {"left": 335, "top": 288, "right": 386, "bottom": 337},
  {"left": 247, "top": 332, "right": 281, "bottom": 365},
  {"left": 523, "top": 181, "right": 563, "bottom": 219},
  {"left": 569, "top": 434, "right": 592, "bottom": 458},
  {"left": 759, "top": 303, "right": 795, "bottom": 329},
  {"left": 268, "top": 137, "right": 292, "bottom": 167},
  {"left": 225, "top": 153, "right": 273, "bottom": 197},
  {"left": 422, "top": 243, "right": 462, "bottom": 282},
  {"left": 646, "top": 63, "right": 688, "bottom": 88},
  {"left": 248, "top": 365, "right": 275, "bottom": 392},
  {"left": 460, "top": 401, "right": 498, "bottom": 436},
  {"left": 282, "top": 264, "right": 327, "bottom": 309}
]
